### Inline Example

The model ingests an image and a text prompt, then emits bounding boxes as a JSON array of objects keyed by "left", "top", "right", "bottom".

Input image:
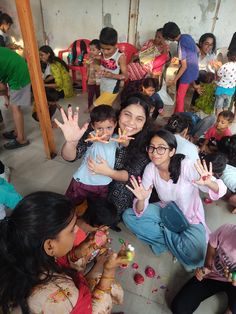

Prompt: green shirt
[{"left": 0, "top": 47, "right": 30, "bottom": 90}]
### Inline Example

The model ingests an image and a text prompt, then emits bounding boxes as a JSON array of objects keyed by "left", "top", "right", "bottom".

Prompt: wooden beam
[{"left": 15, "top": 0, "right": 56, "bottom": 159}]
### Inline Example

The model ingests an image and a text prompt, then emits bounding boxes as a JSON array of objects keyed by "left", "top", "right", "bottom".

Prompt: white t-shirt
[
  {"left": 175, "top": 134, "right": 199, "bottom": 162},
  {"left": 217, "top": 62, "right": 236, "bottom": 88},
  {"left": 198, "top": 52, "right": 216, "bottom": 72},
  {"left": 221, "top": 164, "right": 236, "bottom": 193}
]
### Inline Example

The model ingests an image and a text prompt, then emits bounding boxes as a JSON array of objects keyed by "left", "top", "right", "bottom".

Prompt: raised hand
[
  {"left": 194, "top": 159, "right": 213, "bottom": 186},
  {"left": 126, "top": 175, "right": 152, "bottom": 201},
  {"left": 54, "top": 106, "right": 89, "bottom": 143},
  {"left": 84, "top": 131, "right": 109, "bottom": 144},
  {"left": 111, "top": 128, "right": 134, "bottom": 144}
]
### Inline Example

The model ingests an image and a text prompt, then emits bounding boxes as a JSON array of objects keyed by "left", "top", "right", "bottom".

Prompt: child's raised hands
[
  {"left": 54, "top": 106, "right": 89, "bottom": 143},
  {"left": 194, "top": 159, "right": 213, "bottom": 186},
  {"left": 111, "top": 128, "right": 134, "bottom": 144},
  {"left": 84, "top": 131, "right": 109, "bottom": 144}
]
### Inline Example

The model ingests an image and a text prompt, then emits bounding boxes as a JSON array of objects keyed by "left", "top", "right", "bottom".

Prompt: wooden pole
[{"left": 15, "top": 0, "right": 56, "bottom": 159}]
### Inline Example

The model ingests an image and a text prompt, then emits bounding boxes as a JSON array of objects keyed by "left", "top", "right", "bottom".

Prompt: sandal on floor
[
  {"left": 4, "top": 139, "right": 30, "bottom": 150},
  {"left": 2, "top": 130, "right": 17, "bottom": 140}
]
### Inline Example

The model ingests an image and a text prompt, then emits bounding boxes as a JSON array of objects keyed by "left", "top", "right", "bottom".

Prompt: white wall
[
  {"left": 1, "top": 0, "right": 235, "bottom": 53},
  {"left": 137, "top": 0, "right": 236, "bottom": 48},
  {"left": 41, "top": 0, "right": 130, "bottom": 52},
  {"left": 0, "top": 0, "right": 44, "bottom": 47}
]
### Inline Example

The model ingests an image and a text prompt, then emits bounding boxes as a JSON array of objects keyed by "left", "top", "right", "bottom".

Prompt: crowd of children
[{"left": 1, "top": 11, "right": 236, "bottom": 314}]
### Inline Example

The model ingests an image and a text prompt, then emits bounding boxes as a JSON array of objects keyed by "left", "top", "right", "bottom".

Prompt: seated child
[
  {"left": 194, "top": 70, "right": 216, "bottom": 115},
  {"left": 85, "top": 39, "right": 101, "bottom": 112},
  {"left": 171, "top": 223, "right": 236, "bottom": 314},
  {"left": 65, "top": 105, "right": 118, "bottom": 205},
  {"left": 0, "top": 177, "right": 22, "bottom": 219},
  {"left": 214, "top": 48, "right": 236, "bottom": 116},
  {"left": 141, "top": 77, "right": 164, "bottom": 120},
  {"left": 199, "top": 110, "right": 234, "bottom": 154},
  {"left": 205, "top": 153, "right": 236, "bottom": 214}
]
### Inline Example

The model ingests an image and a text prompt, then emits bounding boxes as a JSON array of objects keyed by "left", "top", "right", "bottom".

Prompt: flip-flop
[
  {"left": 4, "top": 139, "right": 30, "bottom": 150},
  {"left": 2, "top": 130, "right": 17, "bottom": 140}
]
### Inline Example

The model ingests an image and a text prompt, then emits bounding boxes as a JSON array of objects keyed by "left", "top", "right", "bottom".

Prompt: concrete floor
[{"left": 1, "top": 92, "right": 236, "bottom": 314}]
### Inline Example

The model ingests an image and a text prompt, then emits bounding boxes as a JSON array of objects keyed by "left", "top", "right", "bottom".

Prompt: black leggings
[{"left": 171, "top": 277, "right": 236, "bottom": 314}]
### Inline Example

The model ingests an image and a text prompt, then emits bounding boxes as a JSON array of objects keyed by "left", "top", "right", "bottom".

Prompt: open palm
[
  {"left": 54, "top": 106, "right": 89, "bottom": 142},
  {"left": 194, "top": 159, "right": 213, "bottom": 186},
  {"left": 126, "top": 176, "right": 152, "bottom": 201}
]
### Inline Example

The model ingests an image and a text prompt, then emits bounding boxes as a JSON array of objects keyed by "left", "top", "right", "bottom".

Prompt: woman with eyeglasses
[
  {"left": 123, "top": 129, "right": 227, "bottom": 269},
  {"left": 192, "top": 33, "right": 217, "bottom": 106},
  {"left": 55, "top": 94, "right": 152, "bottom": 230}
]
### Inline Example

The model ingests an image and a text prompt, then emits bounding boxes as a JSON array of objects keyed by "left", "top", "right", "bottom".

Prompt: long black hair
[
  {"left": 165, "top": 113, "right": 193, "bottom": 136},
  {"left": 39, "top": 45, "right": 69, "bottom": 71},
  {"left": 217, "top": 135, "right": 236, "bottom": 167},
  {"left": 198, "top": 33, "right": 216, "bottom": 54},
  {"left": 0, "top": 191, "right": 76, "bottom": 313},
  {"left": 150, "top": 129, "right": 185, "bottom": 183},
  {"left": 119, "top": 93, "right": 152, "bottom": 165}
]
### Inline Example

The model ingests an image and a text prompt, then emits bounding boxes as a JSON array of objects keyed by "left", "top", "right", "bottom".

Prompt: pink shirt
[
  {"left": 204, "top": 125, "right": 232, "bottom": 141},
  {"left": 133, "top": 158, "right": 227, "bottom": 237},
  {"left": 205, "top": 224, "right": 236, "bottom": 282}
]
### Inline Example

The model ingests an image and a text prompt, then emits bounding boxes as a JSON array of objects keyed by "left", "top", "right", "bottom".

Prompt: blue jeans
[
  {"left": 123, "top": 203, "right": 206, "bottom": 269},
  {"left": 215, "top": 94, "right": 232, "bottom": 110}
]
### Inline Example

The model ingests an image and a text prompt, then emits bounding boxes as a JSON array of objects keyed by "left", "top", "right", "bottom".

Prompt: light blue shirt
[{"left": 73, "top": 137, "right": 118, "bottom": 186}]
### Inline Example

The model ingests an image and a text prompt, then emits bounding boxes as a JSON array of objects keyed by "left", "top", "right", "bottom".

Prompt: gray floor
[{"left": 1, "top": 92, "right": 236, "bottom": 314}]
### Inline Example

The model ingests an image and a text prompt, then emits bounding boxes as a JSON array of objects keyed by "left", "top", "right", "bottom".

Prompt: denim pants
[{"left": 123, "top": 203, "right": 206, "bottom": 269}]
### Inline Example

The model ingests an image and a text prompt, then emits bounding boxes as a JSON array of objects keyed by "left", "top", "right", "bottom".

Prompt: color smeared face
[{"left": 92, "top": 119, "right": 117, "bottom": 140}]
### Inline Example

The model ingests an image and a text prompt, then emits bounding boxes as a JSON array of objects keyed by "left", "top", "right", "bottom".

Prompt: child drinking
[
  {"left": 94, "top": 27, "right": 128, "bottom": 107},
  {"left": 141, "top": 77, "right": 164, "bottom": 120},
  {"left": 214, "top": 48, "right": 236, "bottom": 116},
  {"left": 85, "top": 39, "right": 101, "bottom": 112},
  {"left": 65, "top": 105, "right": 118, "bottom": 205}
]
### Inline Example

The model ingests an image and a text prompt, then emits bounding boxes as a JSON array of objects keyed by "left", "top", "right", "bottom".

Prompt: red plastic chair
[
  {"left": 117, "top": 42, "right": 138, "bottom": 64},
  {"left": 58, "top": 39, "right": 91, "bottom": 92}
]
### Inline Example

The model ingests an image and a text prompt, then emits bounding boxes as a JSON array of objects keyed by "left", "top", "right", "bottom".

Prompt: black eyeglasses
[{"left": 146, "top": 145, "right": 170, "bottom": 155}]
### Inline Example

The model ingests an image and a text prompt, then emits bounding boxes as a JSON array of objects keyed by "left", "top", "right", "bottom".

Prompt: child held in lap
[{"left": 66, "top": 105, "right": 119, "bottom": 205}]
